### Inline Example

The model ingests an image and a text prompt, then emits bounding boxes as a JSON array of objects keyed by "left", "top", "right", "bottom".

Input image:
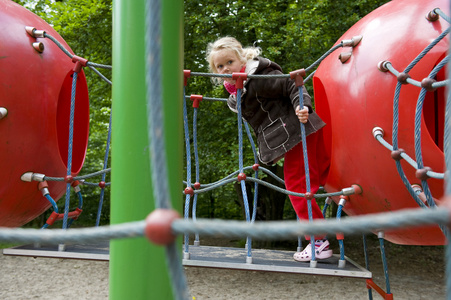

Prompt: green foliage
[{"left": 13, "top": 0, "right": 390, "bottom": 227}]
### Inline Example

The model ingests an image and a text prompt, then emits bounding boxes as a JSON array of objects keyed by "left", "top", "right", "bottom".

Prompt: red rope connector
[
  {"left": 366, "top": 279, "right": 393, "bottom": 300},
  {"left": 304, "top": 192, "right": 314, "bottom": 200},
  {"left": 38, "top": 181, "right": 49, "bottom": 191},
  {"left": 64, "top": 175, "right": 74, "bottom": 183},
  {"left": 289, "top": 69, "right": 306, "bottom": 87},
  {"left": 45, "top": 208, "right": 83, "bottom": 226},
  {"left": 45, "top": 211, "right": 59, "bottom": 226},
  {"left": 145, "top": 208, "right": 180, "bottom": 245},
  {"left": 237, "top": 172, "right": 247, "bottom": 182},
  {"left": 72, "top": 55, "right": 88, "bottom": 73},
  {"left": 184, "top": 70, "right": 191, "bottom": 86},
  {"left": 99, "top": 181, "right": 106, "bottom": 189},
  {"left": 194, "top": 182, "right": 201, "bottom": 190},
  {"left": 71, "top": 180, "right": 80, "bottom": 187},
  {"left": 252, "top": 164, "right": 260, "bottom": 171},
  {"left": 38, "top": 181, "right": 49, "bottom": 196},
  {"left": 72, "top": 180, "right": 81, "bottom": 193},
  {"left": 416, "top": 167, "right": 432, "bottom": 181},
  {"left": 390, "top": 149, "right": 405, "bottom": 161},
  {"left": 421, "top": 78, "right": 437, "bottom": 92},
  {"left": 397, "top": 72, "right": 410, "bottom": 85},
  {"left": 232, "top": 72, "right": 247, "bottom": 89},
  {"left": 190, "top": 95, "right": 203, "bottom": 108},
  {"left": 339, "top": 195, "right": 349, "bottom": 206},
  {"left": 184, "top": 187, "right": 194, "bottom": 196}
]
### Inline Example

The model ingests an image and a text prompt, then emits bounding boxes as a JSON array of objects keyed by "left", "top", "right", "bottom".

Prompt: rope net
[{"left": 5, "top": 5, "right": 451, "bottom": 300}]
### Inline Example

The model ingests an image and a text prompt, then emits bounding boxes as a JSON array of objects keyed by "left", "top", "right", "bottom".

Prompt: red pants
[{"left": 284, "top": 130, "right": 329, "bottom": 221}]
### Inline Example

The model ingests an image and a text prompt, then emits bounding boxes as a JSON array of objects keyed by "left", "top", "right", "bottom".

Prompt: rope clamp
[
  {"left": 325, "top": 197, "right": 333, "bottom": 205},
  {"left": 38, "top": 181, "right": 49, "bottom": 196},
  {"left": 289, "top": 69, "right": 306, "bottom": 87},
  {"left": 190, "top": 95, "right": 203, "bottom": 108},
  {"left": 72, "top": 55, "right": 88, "bottom": 73},
  {"left": 232, "top": 72, "right": 247, "bottom": 89},
  {"left": 341, "top": 35, "right": 363, "bottom": 48},
  {"left": 426, "top": 9, "right": 439, "bottom": 22},
  {"left": 183, "top": 70, "right": 191, "bottom": 86},
  {"left": 338, "top": 195, "right": 348, "bottom": 206},
  {"left": 377, "top": 61, "right": 390, "bottom": 72},
  {"left": 372, "top": 127, "right": 384, "bottom": 139},
  {"left": 25, "top": 26, "right": 45, "bottom": 38},
  {"left": 21, "top": 172, "right": 45, "bottom": 182}
]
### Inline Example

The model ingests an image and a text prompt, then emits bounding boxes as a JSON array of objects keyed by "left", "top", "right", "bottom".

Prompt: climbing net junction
[{"left": 4, "top": 5, "right": 451, "bottom": 300}]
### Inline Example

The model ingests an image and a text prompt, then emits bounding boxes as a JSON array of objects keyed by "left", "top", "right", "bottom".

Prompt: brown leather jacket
[{"left": 227, "top": 57, "right": 326, "bottom": 164}]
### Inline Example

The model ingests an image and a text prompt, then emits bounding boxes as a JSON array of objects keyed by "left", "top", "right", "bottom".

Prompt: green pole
[{"left": 110, "top": 0, "right": 183, "bottom": 299}]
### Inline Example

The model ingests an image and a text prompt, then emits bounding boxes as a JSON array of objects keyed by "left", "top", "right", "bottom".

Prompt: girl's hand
[{"left": 295, "top": 106, "right": 309, "bottom": 123}]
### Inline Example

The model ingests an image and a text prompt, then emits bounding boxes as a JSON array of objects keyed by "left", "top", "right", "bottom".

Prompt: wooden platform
[{"left": 3, "top": 243, "right": 371, "bottom": 279}]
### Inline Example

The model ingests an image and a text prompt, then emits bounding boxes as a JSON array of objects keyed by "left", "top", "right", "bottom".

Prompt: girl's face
[{"left": 212, "top": 49, "right": 244, "bottom": 84}]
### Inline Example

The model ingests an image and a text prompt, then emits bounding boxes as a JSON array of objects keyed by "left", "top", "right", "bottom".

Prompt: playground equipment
[
  {"left": 1, "top": 0, "right": 451, "bottom": 299},
  {"left": 313, "top": 0, "right": 449, "bottom": 245},
  {"left": 0, "top": 0, "right": 90, "bottom": 227}
]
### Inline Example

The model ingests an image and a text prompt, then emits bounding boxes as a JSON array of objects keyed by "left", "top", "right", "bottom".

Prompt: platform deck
[{"left": 3, "top": 243, "right": 371, "bottom": 279}]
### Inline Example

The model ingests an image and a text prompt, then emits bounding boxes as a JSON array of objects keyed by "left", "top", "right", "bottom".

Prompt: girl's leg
[{"left": 284, "top": 132, "right": 323, "bottom": 221}]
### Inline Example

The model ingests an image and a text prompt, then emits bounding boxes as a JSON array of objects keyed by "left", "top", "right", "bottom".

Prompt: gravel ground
[{"left": 0, "top": 236, "right": 446, "bottom": 299}]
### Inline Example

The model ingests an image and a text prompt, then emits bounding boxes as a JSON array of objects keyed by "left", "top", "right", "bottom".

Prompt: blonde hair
[{"left": 206, "top": 37, "right": 261, "bottom": 84}]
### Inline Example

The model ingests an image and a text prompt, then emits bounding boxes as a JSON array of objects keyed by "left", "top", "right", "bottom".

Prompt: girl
[{"left": 206, "top": 37, "right": 332, "bottom": 262}]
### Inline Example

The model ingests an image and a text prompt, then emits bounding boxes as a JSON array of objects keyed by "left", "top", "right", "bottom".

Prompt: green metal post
[{"left": 110, "top": 0, "right": 183, "bottom": 299}]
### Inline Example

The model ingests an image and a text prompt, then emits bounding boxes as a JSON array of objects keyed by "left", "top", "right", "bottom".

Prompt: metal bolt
[
  {"left": 32, "top": 42, "right": 44, "bottom": 53},
  {"left": 338, "top": 51, "right": 352, "bottom": 63},
  {"left": 0, "top": 107, "right": 7, "bottom": 119}
]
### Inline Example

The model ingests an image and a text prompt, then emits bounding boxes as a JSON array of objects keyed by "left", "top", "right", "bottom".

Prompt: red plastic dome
[
  {"left": 0, "top": 0, "right": 89, "bottom": 227},
  {"left": 314, "top": 0, "right": 448, "bottom": 245}
]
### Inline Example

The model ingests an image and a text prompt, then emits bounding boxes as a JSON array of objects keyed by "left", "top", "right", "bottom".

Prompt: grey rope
[
  {"left": 87, "top": 65, "right": 112, "bottom": 85},
  {"left": 44, "top": 168, "right": 111, "bottom": 181},
  {"left": 374, "top": 132, "right": 444, "bottom": 179},
  {"left": 0, "top": 206, "right": 448, "bottom": 244}
]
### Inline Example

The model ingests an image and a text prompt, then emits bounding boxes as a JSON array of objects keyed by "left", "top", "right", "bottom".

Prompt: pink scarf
[
  {"left": 223, "top": 66, "right": 246, "bottom": 96},
  {"left": 224, "top": 81, "right": 237, "bottom": 96}
]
